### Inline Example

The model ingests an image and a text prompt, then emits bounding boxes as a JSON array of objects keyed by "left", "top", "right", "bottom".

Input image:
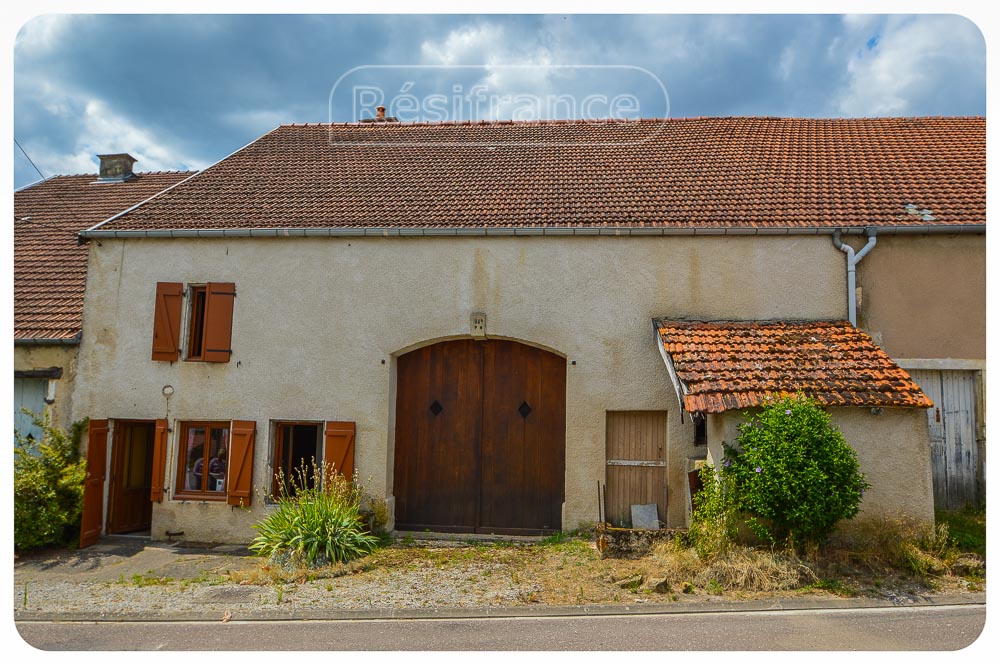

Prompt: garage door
[{"left": 393, "top": 339, "right": 566, "bottom": 534}]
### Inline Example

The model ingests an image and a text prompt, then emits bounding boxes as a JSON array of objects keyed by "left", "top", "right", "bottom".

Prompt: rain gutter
[{"left": 78, "top": 224, "right": 985, "bottom": 242}]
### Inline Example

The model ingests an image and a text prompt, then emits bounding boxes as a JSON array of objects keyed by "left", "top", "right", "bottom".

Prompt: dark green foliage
[
  {"left": 250, "top": 463, "right": 380, "bottom": 566},
  {"left": 14, "top": 413, "right": 87, "bottom": 550},
  {"left": 723, "top": 394, "right": 869, "bottom": 548}
]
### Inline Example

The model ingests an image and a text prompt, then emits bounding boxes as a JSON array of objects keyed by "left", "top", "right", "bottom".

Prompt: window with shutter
[
  {"left": 174, "top": 421, "right": 231, "bottom": 500},
  {"left": 183, "top": 282, "right": 236, "bottom": 362},
  {"left": 151, "top": 282, "right": 183, "bottom": 361}
]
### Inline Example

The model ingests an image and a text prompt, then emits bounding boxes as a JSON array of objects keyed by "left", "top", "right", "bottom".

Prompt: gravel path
[{"left": 14, "top": 537, "right": 540, "bottom": 619}]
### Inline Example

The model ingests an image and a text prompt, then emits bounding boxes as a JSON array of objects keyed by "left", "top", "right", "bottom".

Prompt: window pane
[
  {"left": 189, "top": 288, "right": 206, "bottom": 358},
  {"left": 184, "top": 427, "right": 206, "bottom": 491},
  {"left": 207, "top": 427, "right": 229, "bottom": 493}
]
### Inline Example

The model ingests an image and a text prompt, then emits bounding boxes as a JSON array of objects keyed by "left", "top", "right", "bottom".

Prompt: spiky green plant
[{"left": 250, "top": 462, "right": 379, "bottom": 566}]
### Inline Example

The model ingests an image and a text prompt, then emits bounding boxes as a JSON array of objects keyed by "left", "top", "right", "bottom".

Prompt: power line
[{"left": 14, "top": 137, "right": 46, "bottom": 182}]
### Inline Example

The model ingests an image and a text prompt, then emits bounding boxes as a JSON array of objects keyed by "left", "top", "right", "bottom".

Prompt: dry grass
[
  {"left": 822, "top": 515, "right": 963, "bottom": 577},
  {"left": 650, "top": 540, "right": 816, "bottom": 593}
]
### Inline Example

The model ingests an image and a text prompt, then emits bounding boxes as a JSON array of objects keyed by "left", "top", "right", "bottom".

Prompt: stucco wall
[
  {"left": 853, "top": 233, "right": 985, "bottom": 361},
  {"left": 73, "top": 235, "right": 846, "bottom": 543},
  {"left": 13, "top": 344, "right": 79, "bottom": 432},
  {"left": 706, "top": 407, "right": 934, "bottom": 526}
]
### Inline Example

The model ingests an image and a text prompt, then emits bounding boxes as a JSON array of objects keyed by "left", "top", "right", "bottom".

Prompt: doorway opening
[{"left": 107, "top": 420, "right": 156, "bottom": 535}]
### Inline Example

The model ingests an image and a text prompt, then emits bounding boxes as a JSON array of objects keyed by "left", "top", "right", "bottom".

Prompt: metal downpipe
[{"left": 832, "top": 229, "right": 877, "bottom": 327}]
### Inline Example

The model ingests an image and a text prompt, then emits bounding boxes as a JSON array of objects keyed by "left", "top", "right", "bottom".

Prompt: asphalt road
[{"left": 16, "top": 603, "right": 986, "bottom": 651}]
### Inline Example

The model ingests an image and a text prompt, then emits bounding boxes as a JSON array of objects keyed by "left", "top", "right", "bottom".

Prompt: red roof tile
[
  {"left": 14, "top": 172, "right": 194, "bottom": 340},
  {"left": 91, "top": 117, "right": 984, "bottom": 233},
  {"left": 654, "top": 319, "right": 932, "bottom": 413}
]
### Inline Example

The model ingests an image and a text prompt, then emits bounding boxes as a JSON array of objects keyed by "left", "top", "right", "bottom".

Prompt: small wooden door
[
  {"left": 394, "top": 339, "right": 566, "bottom": 534},
  {"left": 79, "top": 419, "right": 109, "bottom": 548},
  {"left": 107, "top": 421, "right": 156, "bottom": 534},
  {"left": 605, "top": 411, "right": 668, "bottom": 527}
]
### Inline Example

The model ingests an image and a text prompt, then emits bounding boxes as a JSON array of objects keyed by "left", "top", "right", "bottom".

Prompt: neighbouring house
[
  {"left": 69, "top": 117, "right": 984, "bottom": 545},
  {"left": 13, "top": 155, "right": 193, "bottom": 441}
]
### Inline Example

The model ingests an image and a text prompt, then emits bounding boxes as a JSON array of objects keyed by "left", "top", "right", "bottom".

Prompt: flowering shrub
[
  {"left": 250, "top": 462, "right": 380, "bottom": 567},
  {"left": 14, "top": 413, "right": 87, "bottom": 551},
  {"left": 722, "top": 394, "right": 869, "bottom": 549}
]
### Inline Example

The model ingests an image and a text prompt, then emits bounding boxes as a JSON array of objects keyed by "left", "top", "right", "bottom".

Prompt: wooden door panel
[
  {"left": 908, "top": 370, "right": 981, "bottom": 510},
  {"left": 80, "top": 419, "right": 109, "bottom": 548},
  {"left": 480, "top": 341, "right": 565, "bottom": 532},
  {"left": 605, "top": 411, "right": 668, "bottom": 526},
  {"left": 394, "top": 340, "right": 482, "bottom": 530}
]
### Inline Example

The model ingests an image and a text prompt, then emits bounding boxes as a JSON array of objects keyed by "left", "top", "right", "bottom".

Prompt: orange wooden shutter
[
  {"left": 151, "top": 282, "right": 183, "bottom": 361},
  {"left": 227, "top": 420, "right": 255, "bottom": 507},
  {"left": 79, "top": 419, "right": 109, "bottom": 548},
  {"left": 203, "top": 282, "right": 236, "bottom": 363},
  {"left": 150, "top": 419, "right": 169, "bottom": 502},
  {"left": 324, "top": 421, "right": 356, "bottom": 479}
]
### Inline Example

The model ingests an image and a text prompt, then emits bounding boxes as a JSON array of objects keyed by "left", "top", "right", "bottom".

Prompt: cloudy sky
[{"left": 12, "top": 13, "right": 986, "bottom": 189}]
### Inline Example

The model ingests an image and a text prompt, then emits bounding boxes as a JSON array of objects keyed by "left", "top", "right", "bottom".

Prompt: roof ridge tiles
[{"left": 279, "top": 115, "right": 984, "bottom": 129}]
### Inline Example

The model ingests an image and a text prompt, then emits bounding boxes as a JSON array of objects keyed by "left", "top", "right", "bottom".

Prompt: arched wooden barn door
[{"left": 393, "top": 339, "right": 566, "bottom": 535}]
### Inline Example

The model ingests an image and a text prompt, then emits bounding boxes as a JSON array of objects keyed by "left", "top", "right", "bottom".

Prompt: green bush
[
  {"left": 250, "top": 462, "right": 380, "bottom": 567},
  {"left": 14, "top": 413, "right": 87, "bottom": 551},
  {"left": 722, "top": 394, "right": 869, "bottom": 549}
]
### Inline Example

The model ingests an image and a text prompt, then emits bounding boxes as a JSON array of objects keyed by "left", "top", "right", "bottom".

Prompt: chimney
[
  {"left": 360, "top": 106, "right": 398, "bottom": 123},
  {"left": 97, "top": 153, "right": 137, "bottom": 182}
]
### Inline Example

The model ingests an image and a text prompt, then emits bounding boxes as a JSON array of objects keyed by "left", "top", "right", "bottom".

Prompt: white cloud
[
  {"left": 15, "top": 15, "right": 81, "bottom": 55},
  {"left": 419, "top": 25, "right": 512, "bottom": 66},
  {"left": 836, "top": 15, "right": 985, "bottom": 116},
  {"left": 17, "top": 86, "right": 208, "bottom": 176}
]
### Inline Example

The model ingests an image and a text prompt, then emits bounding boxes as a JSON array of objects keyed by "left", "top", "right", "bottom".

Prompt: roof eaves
[
  {"left": 77, "top": 223, "right": 986, "bottom": 240},
  {"left": 652, "top": 319, "right": 689, "bottom": 416}
]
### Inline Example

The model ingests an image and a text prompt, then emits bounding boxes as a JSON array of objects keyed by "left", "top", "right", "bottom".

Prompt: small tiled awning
[{"left": 653, "top": 319, "right": 932, "bottom": 414}]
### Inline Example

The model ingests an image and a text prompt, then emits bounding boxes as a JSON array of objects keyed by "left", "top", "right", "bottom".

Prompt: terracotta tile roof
[
  {"left": 654, "top": 319, "right": 932, "bottom": 413},
  {"left": 14, "top": 171, "right": 194, "bottom": 340},
  {"left": 90, "top": 116, "right": 984, "bottom": 233}
]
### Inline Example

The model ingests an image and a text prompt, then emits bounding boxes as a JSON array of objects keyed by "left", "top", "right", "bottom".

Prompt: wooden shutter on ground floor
[
  {"left": 150, "top": 419, "right": 169, "bottom": 502},
  {"left": 324, "top": 421, "right": 356, "bottom": 479},
  {"left": 227, "top": 420, "right": 255, "bottom": 507},
  {"left": 203, "top": 282, "right": 236, "bottom": 363},
  {"left": 79, "top": 419, "right": 109, "bottom": 548},
  {"left": 151, "top": 282, "right": 184, "bottom": 361}
]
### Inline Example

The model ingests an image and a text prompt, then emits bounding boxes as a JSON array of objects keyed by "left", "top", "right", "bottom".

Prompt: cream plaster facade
[
  {"left": 74, "top": 234, "right": 855, "bottom": 542},
  {"left": 853, "top": 233, "right": 985, "bottom": 362},
  {"left": 705, "top": 407, "right": 935, "bottom": 526}
]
